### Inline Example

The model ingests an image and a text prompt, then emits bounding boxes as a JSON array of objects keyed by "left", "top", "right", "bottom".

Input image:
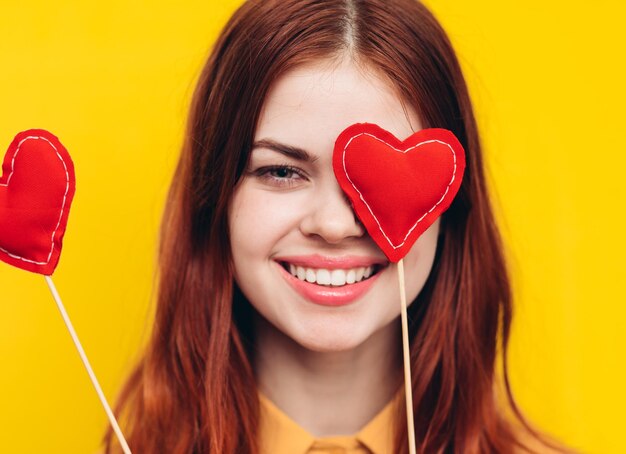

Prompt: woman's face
[{"left": 229, "top": 58, "right": 439, "bottom": 352}]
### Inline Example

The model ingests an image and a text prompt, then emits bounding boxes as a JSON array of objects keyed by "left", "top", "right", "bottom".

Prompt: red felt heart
[
  {"left": 333, "top": 123, "right": 465, "bottom": 262},
  {"left": 0, "top": 130, "right": 75, "bottom": 275}
]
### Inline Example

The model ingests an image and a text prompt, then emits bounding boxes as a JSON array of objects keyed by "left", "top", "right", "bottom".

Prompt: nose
[{"left": 299, "top": 180, "right": 365, "bottom": 244}]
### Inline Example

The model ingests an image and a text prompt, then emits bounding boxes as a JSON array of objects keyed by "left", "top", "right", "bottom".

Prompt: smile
[
  {"left": 282, "top": 263, "right": 380, "bottom": 287},
  {"left": 274, "top": 255, "right": 389, "bottom": 306}
]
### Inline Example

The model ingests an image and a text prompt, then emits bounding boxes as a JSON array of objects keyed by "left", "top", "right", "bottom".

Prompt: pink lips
[{"left": 274, "top": 255, "right": 387, "bottom": 306}]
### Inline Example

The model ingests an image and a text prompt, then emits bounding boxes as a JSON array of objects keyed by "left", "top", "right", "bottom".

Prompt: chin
[{"left": 293, "top": 330, "right": 366, "bottom": 353}]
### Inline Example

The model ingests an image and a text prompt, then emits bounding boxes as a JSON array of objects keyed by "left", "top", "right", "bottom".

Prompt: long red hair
[{"left": 105, "top": 0, "right": 566, "bottom": 452}]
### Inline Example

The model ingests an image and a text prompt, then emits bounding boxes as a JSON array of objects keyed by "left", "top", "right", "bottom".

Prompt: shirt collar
[
  {"left": 258, "top": 392, "right": 315, "bottom": 454},
  {"left": 258, "top": 388, "right": 402, "bottom": 454},
  {"left": 356, "top": 388, "right": 401, "bottom": 453}
]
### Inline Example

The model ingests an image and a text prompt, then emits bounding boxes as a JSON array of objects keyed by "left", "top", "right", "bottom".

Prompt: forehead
[{"left": 254, "top": 58, "right": 422, "bottom": 153}]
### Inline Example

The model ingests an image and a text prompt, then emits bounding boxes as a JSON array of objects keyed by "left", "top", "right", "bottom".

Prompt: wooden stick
[
  {"left": 398, "top": 260, "right": 417, "bottom": 454},
  {"left": 44, "top": 276, "right": 132, "bottom": 454}
]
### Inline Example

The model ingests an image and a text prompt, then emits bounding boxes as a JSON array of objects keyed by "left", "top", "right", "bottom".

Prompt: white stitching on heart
[
  {"left": 0, "top": 135, "right": 71, "bottom": 266},
  {"left": 341, "top": 132, "right": 458, "bottom": 249}
]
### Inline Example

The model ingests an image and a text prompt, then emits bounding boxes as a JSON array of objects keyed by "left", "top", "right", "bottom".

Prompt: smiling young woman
[
  {"left": 104, "top": 1, "right": 570, "bottom": 453},
  {"left": 229, "top": 58, "right": 439, "bottom": 357}
]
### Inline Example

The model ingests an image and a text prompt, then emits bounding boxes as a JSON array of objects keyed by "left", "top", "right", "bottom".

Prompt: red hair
[{"left": 105, "top": 0, "right": 569, "bottom": 452}]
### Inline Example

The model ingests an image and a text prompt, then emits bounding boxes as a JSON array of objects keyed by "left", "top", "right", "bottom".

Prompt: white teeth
[
  {"left": 330, "top": 269, "right": 346, "bottom": 286},
  {"left": 316, "top": 269, "right": 331, "bottom": 285},
  {"left": 286, "top": 263, "right": 379, "bottom": 286}
]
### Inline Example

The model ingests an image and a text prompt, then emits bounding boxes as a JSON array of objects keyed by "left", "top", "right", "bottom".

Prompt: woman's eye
[
  {"left": 253, "top": 165, "right": 307, "bottom": 188},
  {"left": 270, "top": 167, "right": 296, "bottom": 179}
]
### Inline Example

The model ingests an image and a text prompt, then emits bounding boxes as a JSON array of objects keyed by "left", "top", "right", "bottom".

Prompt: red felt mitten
[
  {"left": 333, "top": 123, "right": 465, "bottom": 262},
  {"left": 0, "top": 129, "right": 75, "bottom": 275}
]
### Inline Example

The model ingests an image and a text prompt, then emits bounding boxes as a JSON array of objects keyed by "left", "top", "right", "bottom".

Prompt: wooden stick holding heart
[
  {"left": 333, "top": 123, "right": 466, "bottom": 454},
  {"left": 0, "top": 130, "right": 132, "bottom": 454}
]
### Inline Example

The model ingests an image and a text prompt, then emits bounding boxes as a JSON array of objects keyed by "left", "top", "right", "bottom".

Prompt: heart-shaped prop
[
  {"left": 333, "top": 123, "right": 465, "bottom": 262},
  {"left": 0, "top": 129, "right": 75, "bottom": 275},
  {"left": 0, "top": 129, "right": 132, "bottom": 452}
]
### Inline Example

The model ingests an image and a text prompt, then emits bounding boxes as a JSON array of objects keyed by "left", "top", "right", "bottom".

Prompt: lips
[{"left": 274, "top": 255, "right": 388, "bottom": 306}]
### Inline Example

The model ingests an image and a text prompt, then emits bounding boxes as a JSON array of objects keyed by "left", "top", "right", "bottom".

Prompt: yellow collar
[{"left": 258, "top": 389, "right": 401, "bottom": 454}]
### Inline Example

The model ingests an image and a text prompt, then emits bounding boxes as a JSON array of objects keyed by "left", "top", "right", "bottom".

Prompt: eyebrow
[{"left": 252, "top": 138, "right": 318, "bottom": 162}]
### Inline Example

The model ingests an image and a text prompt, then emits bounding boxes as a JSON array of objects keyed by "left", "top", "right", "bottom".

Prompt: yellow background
[{"left": 0, "top": 1, "right": 624, "bottom": 452}]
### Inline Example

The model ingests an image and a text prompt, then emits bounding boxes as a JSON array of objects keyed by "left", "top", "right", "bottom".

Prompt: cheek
[
  {"left": 229, "top": 182, "right": 308, "bottom": 260},
  {"left": 402, "top": 219, "right": 440, "bottom": 302}
]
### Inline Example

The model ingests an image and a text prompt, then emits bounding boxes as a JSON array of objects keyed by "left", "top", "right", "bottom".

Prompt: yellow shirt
[
  {"left": 258, "top": 393, "right": 564, "bottom": 454},
  {"left": 258, "top": 392, "right": 400, "bottom": 454}
]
